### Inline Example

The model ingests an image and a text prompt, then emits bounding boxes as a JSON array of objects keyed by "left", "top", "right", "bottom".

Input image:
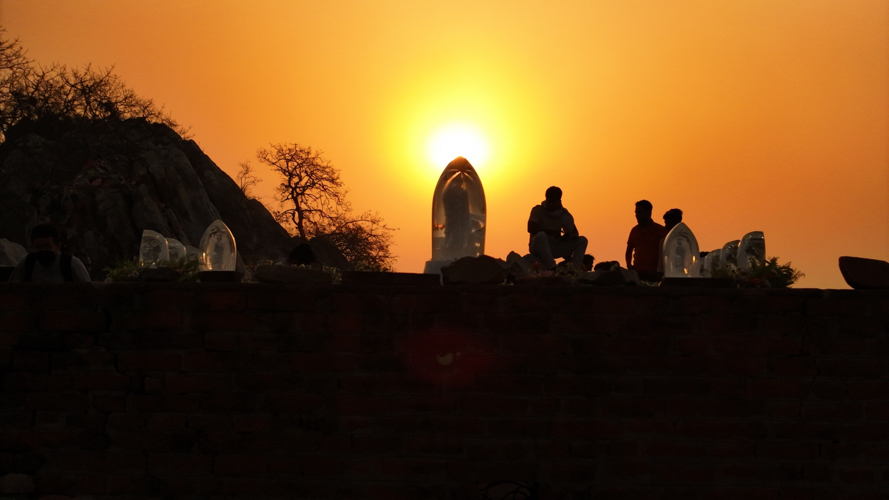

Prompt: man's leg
[
  {"left": 551, "top": 237, "right": 589, "bottom": 268},
  {"left": 529, "top": 232, "right": 557, "bottom": 270},
  {"left": 571, "top": 236, "right": 588, "bottom": 268}
]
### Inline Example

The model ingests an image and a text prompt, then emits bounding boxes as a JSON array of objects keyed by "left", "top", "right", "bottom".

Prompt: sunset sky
[{"left": 2, "top": 0, "right": 887, "bottom": 288}]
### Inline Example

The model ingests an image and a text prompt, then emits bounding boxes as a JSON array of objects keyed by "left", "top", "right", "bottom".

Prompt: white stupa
[{"left": 424, "top": 157, "right": 486, "bottom": 275}]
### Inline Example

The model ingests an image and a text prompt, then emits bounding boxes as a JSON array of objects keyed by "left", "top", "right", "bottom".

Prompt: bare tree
[
  {"left": 0, "top": 30, "right": 35, "bottom": 136},
  {"left": 258, "top": 143, "right": 347, "bottom": 239},
  {"left": 236, "top": 161, "right": 261, "bottom": 198},
  {"left": 257, "top": 143, "right": 395, "bottom": 270},
  {"left": 0, "top": 29, "right": 185, "bottom": 141},
  {"left": 317, "top": 210, "right": 395, "bottom": 271}
]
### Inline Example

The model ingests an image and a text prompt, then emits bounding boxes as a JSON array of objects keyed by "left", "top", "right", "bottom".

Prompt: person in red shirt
[{"left": 625, "top": 200, "right": 667, "bottom": 282}]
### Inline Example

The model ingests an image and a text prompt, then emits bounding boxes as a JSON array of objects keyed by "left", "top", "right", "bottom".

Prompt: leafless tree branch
[{"left": 256, "top": 143, "right": 395, "bottom": 271}]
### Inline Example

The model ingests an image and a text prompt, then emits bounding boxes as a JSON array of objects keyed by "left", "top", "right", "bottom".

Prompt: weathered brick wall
[{"left": 1, "top": 283, "right": 888, "bottom": 499}]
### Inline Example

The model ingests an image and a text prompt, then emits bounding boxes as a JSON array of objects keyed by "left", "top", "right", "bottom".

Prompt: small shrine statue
[
  {"left": 662, "top": 222, "right": 700, "bottom": 278},
  {"left": 199, "top": 220, "right": 237, "bottom": 271},
  {"left": 720, "top": 240, "right": 741, "bottom": 268},
  {"left": 702, "top": 249, "right": 721, "bottom": 277},
  {"left": 166, "top": 238, "right": 186, "bottom": 261},
  {"left": 737, "top": 231, "right": 765, "bottom": 270},
  {"left": 426, "top": 157, "right": 486, "bottom": 271},
  {"left": 139, "top": 230, "right": 169, "bottom": 266}
]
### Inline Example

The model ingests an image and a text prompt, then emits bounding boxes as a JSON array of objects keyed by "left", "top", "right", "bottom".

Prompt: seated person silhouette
[
  {"left": 527, "top": 186, "right": 588, "bottom": 271},
  {"left": 8, "top": 224, "right": 91, "bottom": 282},
  {"left": 625, "top": 200, "right": 667, "bottom": 282}
]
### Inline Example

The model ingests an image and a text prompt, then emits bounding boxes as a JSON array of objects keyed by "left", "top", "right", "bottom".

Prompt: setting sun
[{"left": 427, "top": 123, "right": 489, "bottom": 169}]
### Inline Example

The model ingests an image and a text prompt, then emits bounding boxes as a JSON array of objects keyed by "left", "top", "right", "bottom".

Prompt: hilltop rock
[
  {"left": 0, "top": 118, "right": 293, "bottom": 278},
  {"left": 441, "top": 255, "right": 507, "bottom": 285}
]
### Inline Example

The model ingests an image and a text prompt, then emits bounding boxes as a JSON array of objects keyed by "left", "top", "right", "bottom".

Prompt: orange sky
[{"left": 2, "top": 0, "right": 887, "bottom": 288}]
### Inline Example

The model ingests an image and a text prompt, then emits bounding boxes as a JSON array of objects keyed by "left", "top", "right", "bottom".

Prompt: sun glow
[{"left": 427, "top": 123, "right": 490, "bottom": 169}]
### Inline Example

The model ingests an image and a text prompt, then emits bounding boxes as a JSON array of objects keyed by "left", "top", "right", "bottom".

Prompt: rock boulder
[
  {"left": 0, "top": 239, "right": 27, "bottom": 266},
  {"left": 839, "top": 256, "right": 889, "bottom": 290},
  {"left": 441, "top": 255, "right": 507, "bottom": 285},
  {"left": 0, "top": 118, "right": 294, "bottom": 279}
]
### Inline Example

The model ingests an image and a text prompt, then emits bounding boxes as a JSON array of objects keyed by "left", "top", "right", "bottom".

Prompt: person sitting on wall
[
  {"left": 527, "top": 186, "right": 588, "bottom": 271},
  {"left": 625, "top": 199, "right": 667, "bottom": 282},
  {"left": 8, "top": 224, "right": 91, "bottom": 282}
]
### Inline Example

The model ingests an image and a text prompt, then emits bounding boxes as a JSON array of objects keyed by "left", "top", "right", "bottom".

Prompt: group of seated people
[{"left": 528, "top": 186, "right": 681, "bottom": 281}]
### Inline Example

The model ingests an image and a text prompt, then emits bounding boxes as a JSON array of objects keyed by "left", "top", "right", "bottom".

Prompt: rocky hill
[{"left": 0, "top": 118, "right": 293, "bottom": 278}]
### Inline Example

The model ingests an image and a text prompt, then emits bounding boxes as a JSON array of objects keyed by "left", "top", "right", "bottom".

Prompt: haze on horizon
[{"left": 3, "top": 0, "right": 887, "bottom": 289}]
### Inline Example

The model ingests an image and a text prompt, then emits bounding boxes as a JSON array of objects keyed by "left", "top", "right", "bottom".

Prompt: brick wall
[{"left": 1, "top": 282, "right": 888, "bottom": 499}]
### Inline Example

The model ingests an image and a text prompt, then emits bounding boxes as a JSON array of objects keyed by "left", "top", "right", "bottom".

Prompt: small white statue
[
  {"left": 166, "top": 238, "right": 186, "bottom": 261},
  {"left": 199, "top": 220, "right": 237, "bottom": 271},
  {"left": 737, "top": 231, "right": 766, "bottom": 270},
  {"left": 720, "top": 240, "right": 741, "bottom": 268},
  {"left": 702, "top": 249, "right": 721, "bottom": 278},
  {"left": 139, "top": 230, "right": 169, "bottom": 266},
  {"left": 662, "top": 222, "right": 700, "bottom": 278}
]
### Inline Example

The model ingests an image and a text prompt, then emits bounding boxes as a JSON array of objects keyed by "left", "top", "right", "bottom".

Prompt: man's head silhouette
[
  {"left": 663, "top": 208, "right": 683, "bottom": 231},
  {"left": 544, "top": 186, "right": 562, "bottom": 210},
  {"left": 634, "top": 200, "right": 653, "bottom": 224}
]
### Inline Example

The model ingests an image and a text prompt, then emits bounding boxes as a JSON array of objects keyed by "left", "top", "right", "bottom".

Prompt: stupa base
[{"left": 423, "top": 259, "right": 458, "bottom": 282}]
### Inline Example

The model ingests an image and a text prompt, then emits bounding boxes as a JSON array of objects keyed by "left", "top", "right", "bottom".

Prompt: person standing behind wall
[
  {"left": 657, "top": 208, "right": 683, "bottom": 274},
  {"left": 7, "top": 224, "right": 91, "bottom": 282},
  {"left": 625, "top": 200, "right": 667, "bottom": 282}
]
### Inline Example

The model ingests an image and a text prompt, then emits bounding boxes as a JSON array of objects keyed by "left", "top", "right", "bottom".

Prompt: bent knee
[{"left": 531, "top": 231, "right": 549, "bottom": 243}]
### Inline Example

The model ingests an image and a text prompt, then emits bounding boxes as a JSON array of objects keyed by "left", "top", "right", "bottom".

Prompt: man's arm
[
  {"left": 528, "top": 220, "right": 558, "bottom": 236},
  {"left": 562, "top": 220, "right": 579, "bottom": 239},
  {"left": 559, "top": 210, "right": 579, "bottom": 240},
  {"left": 528, "top": 206, "right": 560, "bottom": 237},
  {"left": 625, "top": 243, "right": 634, "bottom": 269}
]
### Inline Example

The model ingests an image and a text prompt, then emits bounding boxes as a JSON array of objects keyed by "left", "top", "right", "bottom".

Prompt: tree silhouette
[
  {"left": 257, "top": 143, "right": 395, "bottom": 271},
  {"left": 0, "top": 29, "right": 183, "bottom": 141},
  {"left": 0, "top": 32, "right": 31, "bottom": 137},
  {"left": 236, "top": 161, "right": 261, "bottom": 199}
]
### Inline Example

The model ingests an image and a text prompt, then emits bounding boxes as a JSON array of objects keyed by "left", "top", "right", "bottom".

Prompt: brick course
[{"left": 0, "top": 282, "right": 888, "bottom": 499}]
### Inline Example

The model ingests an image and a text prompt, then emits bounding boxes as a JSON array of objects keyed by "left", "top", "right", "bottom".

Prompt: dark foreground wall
[{"left": 1, "top": 283, "right": 888, "bottom": 499}]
